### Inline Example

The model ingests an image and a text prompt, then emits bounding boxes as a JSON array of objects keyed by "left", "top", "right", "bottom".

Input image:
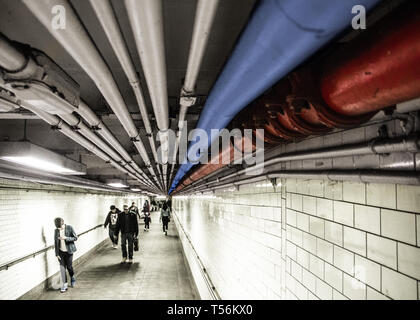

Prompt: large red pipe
[
  {"left": 173, "top": 1, "right": 420, "bottom": 194},
  {"left": 320, "top": 2, "right": 420, "bottom": 117}
]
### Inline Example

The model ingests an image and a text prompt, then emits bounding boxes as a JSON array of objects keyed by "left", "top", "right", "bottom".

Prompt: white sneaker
[
  {"left": 127, "top": 259, "right": 133, "bottom": 263},
  {"left": 144, "top": 228, "right": 146, "bottom": 231},
  {"left": 121, "top": 258, "right": 127, "bottom": 263},
  {"left": 60, "top": 283, "right": 68, "bottom": 293}
]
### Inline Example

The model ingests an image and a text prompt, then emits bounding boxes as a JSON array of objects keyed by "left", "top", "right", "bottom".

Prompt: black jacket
[
  {"left": 114, "top": 211, "right": 139, "bottom": 236},
  {"left": 54, "top": 224, "right": 77, "bottom": 256},
  {"left": 104, "top": 209, "right": 121, "bottom": 229}
]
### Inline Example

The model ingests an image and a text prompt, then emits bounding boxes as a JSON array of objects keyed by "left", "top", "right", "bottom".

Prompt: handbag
[{"left": 134, "top": 237, "right": 139, "bottom": 251}]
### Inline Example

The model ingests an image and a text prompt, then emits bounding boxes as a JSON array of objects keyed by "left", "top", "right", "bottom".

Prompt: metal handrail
[
  {"left": 0, "top": 224, "right": 103, "bottom": 271},
  {"left": 172, "top": 209, "right": 220, "bottom": 300}
]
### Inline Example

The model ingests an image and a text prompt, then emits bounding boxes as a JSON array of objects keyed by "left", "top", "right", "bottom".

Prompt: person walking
[
  {"left": 130, "top": 202, "right": 140, "bottom": 219},
  {"left": 114, "top": 204, "right": 139, "bottom": 263},
  {"left": 160, "top": 202, "right": 171, "bottom": 236},
  {"left": 104, "top": 205, "right": 120, "bottom": 249},
  {"left": 54, "top": 217, "right": 78, "bottom": 293},
  {"left": 142, "top": 200, "right": 151, "bottom": 231}
]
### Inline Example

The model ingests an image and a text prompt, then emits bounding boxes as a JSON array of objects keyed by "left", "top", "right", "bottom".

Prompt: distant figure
[
  {"left": 104, "top": 205, "right": 120, "bottom": 249},
  {"left": 142, "top": 200, "right": 151, "bottom": 231},
  {"left": 54, "top": 217, "right": 78, "bottom": 293},
  {"left": 114, "top": 205, "right": 139, "bottom": 263},
  {"left": 129, "top": 202, "right": 140, "bottom": 219},
  {"left": 160, "top": 202, "right": 171, "bottom": 236},
  {"left": 166, "top": 198, "right": 172, "bottom": 211},
  {"left": 151, "top": 200, "right": 157, "bottom": 212}
]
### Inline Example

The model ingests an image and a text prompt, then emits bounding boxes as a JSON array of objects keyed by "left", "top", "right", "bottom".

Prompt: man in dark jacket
[
  {"left": 104, "top": 205, "right": 121, "bottom": 249},
  {"left": 54, "top": 217, "right": 78, "bottom": 293},
  {"left": 114, "top": 204, "right": 139, "bottom": 263}
]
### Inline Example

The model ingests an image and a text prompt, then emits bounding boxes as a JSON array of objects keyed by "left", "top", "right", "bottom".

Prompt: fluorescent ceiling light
[
  {"left": 0, "top": 141, "right": 86, "bottom": 175},
  {"left": 106, "top": 179, "right": 128, "bottom": 188},
  {"left": 108, "top": 182, "right": 129, "bottom": 188},
  {"left": 130, "top": 188, "right": 142, "bottom": 192}
]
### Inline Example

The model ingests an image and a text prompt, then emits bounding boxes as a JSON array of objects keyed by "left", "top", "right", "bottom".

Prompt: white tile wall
[
  {"left": 381, "top": 209, "right": 416, "bottom": 245},
  {"left": 333, "top": 201, "right": 354, "bottom": 226},
  {"left": 0, "top": 179, "right": 145, "bottom": 300},
  {"left": 367, "top": 234, "right": 397, "bottom": 269},
  {"left": 343, "top": 181, "right": 366, "bottom": 205},
  {"left": 174, "top": 177, "right": 420, "bottom": 300},
  {"left": 354, "top": 205, "right": 380, "bottom": 234},
  {"left": 381, "top": 267, "right": 418, "bottom": 300},
  {"left": 366, "top": 183, "right": 396, "bottom": 209}
]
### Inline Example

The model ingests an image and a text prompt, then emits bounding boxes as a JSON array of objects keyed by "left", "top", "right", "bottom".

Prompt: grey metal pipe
[
  {"left": 21, "top": 103, "right": 156, "bottom": 191},
  {"left": 22, "top": 0, "right": 160, "bottom": 190},
  {"left": 124, "top": 0, "right": 170, "bottom": 186},
  {"left": 88, "top": 0, "right": 164, "bottom": 187},
  {"left": 0, "top": 33, "right": 26, "bottom": 72},
  {"left": 124, "top": 0, "right": 169, "bottom": 131},
  {"left": 219, "top": 136, "right": 420, "bottom": 182},
  {"left": 182, "top": 169, "right": 420, "bottom": 195},
  {"left": 76, "top": 101, "right": 153, "bottom": 187},
  {"left": 169, "top": 0, "right": 220, "bottom": 185}
]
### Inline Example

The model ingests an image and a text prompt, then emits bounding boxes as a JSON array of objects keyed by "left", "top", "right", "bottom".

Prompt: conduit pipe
[
  {"left": 185, "top": 170, "right": 420, "bottom": 195},
  {"left": 169, "top": 0, "right": 220, "bottom": 185},
  {"left": 176, "top": 135, "right": 420, "bottom": 194},
  {"left": 88, "top": 0, "right": 164, "bottom": 188},
  {"left": 21, "top": 103, "right": 157, "bottom": 192},
  {"left": 0, "top": 162, "right": 141, "bottom": 194},
  {"left": 22, "top": 0, "right": 161, "bottom": 191},
  {"left": 184, "top": 169, "right": 420, "bottom": 195},
  {"left": 219, "top": 135, "right": 420, "bottom": 181},
  {"left": 0, "top": 33, "right": 156, "bottom": 190},
  {"left": 169, "top": 0, "right": 381, "bottom": 193},
  {"left": 77, "top": 101, "right": 155, "bottom": 189},
  {"left": 124, "top": 0, "right": 170, "bottom": 188}
]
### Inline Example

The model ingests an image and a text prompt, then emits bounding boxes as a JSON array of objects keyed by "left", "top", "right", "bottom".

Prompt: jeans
[
  {"left": 58, "top": 250, "right": 74, "bottom": 285},
  {"left": 162, "top": 216, "right": 169, "bottom": 232},
  {"left": 121, "top": 233, "right": 134, "bottom": 259},
  {"left": 144, "top": 217, "right": 150, "bottom": 229},
  {"left": 109, "top": 226, "right": 118, "bottom": 245}
]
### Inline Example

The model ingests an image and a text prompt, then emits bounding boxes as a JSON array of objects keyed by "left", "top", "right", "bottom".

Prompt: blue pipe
[{"left": 169, "top": 0, "right": 380, "bottom": 194}]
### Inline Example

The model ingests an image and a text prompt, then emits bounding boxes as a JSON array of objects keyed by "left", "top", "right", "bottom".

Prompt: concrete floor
[{"left": 38, "top": 211, "right": 198, "bottom": 300}]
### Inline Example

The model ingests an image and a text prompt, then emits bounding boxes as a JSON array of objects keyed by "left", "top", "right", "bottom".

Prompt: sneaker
[
  {"left": 165, "top": 231, "right": 168, "bottom": 236},
  {"left": 121, "top": 257, "right": 127, "bottom": 263},
  {"left": 60, "top": 283, "right": 68, "bottom": 293},
  {"left": 114, "top": 244, "right": 118, "bottom": 249},
  {"left": 127, "top": 259, "right": 133, "bottom": 263},
  {"left": 144, "top": 228, "right": 146, "bottom": 231},
  {"left": 70, "top": 277, "right": 76, "bottom": 287}
]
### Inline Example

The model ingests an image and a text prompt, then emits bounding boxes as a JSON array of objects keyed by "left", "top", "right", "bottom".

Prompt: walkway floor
[{"left": 38, "top": 211, "right": 198, "bottom": 300}]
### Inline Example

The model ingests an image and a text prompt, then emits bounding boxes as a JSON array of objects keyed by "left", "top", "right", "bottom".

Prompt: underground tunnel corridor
[{"left": 0, "top": 0, "right": 419, "bottom": 303}]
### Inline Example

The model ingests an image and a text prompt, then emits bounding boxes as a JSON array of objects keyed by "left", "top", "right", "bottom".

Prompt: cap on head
[{"left": 110, "top": 205, "right": 116, "bottom": 210}]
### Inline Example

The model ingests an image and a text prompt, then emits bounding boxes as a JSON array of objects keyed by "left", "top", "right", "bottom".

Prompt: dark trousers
[
  {"left": 144, "top": 217, "right": 150, "bottom": 229},
  {"left": 162, "top": 216, "right": 169, "bottom": 232},
  {"left": 121, "top": 233, "right": 134, "bottom": 259},
  {"left": 59, "top": 250, "right": 74, "bottom": 283},
  {"left": 108, "top": 226, "right": 118, "bottom": 244}
]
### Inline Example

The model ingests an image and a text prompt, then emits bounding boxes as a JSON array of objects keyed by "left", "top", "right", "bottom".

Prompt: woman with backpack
[{"left": 160, "top": 202, "right": 171, "bottom": 236}]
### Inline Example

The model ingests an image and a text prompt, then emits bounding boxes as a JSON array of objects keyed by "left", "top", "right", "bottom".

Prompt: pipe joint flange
[
  {"left": 90, "top": 125, "right": 101, "bottom": 131},
  {"left": 50, "top": 119, "right": 63, "bottom": 131},
  {"left": 180, "top": 90, "right": 197, "bottom": 108},
  {"left": 129, "top": 80, "right": 141, "bottom": 89}
]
